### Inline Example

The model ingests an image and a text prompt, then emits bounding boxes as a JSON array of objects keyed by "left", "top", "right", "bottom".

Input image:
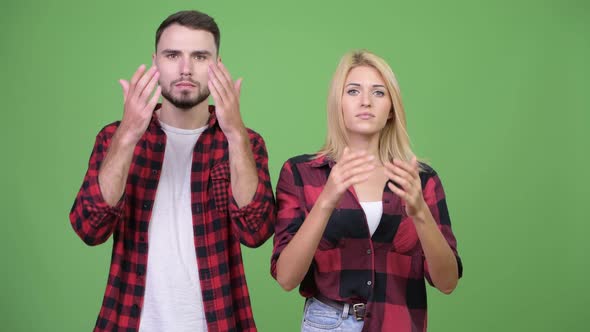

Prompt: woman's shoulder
[
  {"left": 417, "top": 161, "right": 440, "bottom": 184},
  {"left": 284, "top": 153, "right": 324, "bottom": 166},
  {"left": 418, "top": 161, "right": 436, "bottom": 175}
]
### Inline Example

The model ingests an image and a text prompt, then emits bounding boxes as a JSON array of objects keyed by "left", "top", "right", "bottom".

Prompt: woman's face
[{"left": 341, "top": 65, "right": 393, "bottom": 138}]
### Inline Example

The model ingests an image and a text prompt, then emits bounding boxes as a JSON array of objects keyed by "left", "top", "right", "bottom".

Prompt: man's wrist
[{"left": 226, "top": 127, "right": 249, "bottom": 146}]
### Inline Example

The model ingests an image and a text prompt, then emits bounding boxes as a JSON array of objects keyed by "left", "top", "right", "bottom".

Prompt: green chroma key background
[{"left": 2, "top": 0, "right": 588, "bottom": 331}]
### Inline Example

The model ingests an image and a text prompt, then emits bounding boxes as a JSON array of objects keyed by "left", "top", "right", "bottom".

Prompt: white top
[
  {"left": 359, "top": 201, "right": 383, "bottom": 236},
  {"left": 139, "top": 121, "right": 208, "bottom": 332}
]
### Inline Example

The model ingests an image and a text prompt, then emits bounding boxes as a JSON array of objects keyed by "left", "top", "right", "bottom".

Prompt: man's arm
[
  {"left": 100, "top": 65, "right": 161, "bottom": 205},
  {"left": 207, "top": 60, "right": 258, "bottom": 206},
  {"left": 208, "top": 61, "right": 275, "bottom": 247},
  {"left": 69, "top": 65, "right": 160, "bottom": 245}
]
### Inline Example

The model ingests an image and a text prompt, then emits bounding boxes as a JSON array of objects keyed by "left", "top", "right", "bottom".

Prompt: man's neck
[{"left": 157, "top": 99, "right": 210, "bottom": 129}]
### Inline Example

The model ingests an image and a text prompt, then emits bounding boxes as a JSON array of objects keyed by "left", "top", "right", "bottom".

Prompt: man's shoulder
[
  {"left": 95, "top": 121, "right": 121, "bottom": 139},
  {"left": 243, "top": 127, "right": 265, "bottom": 142}
]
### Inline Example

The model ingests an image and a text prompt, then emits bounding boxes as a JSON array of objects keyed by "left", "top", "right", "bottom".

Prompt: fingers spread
[
  {"left": 133, "top": 66, "right": 158, "bottom": 99},
  {"left": 392, "top": 158, "right": 418, "bottom": 178},
  {"left": 139, "top": 71, "right": 160, "bottom": 101},
  {"left": 146, "top": 85, "right": 162, "bottom": 112},
  {"left": 129, "top": 64, "right": 147, "bottom": 92}
]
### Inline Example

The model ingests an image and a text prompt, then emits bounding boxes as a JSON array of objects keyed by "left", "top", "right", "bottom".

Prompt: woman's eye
[
  {"left": 347, "top": 89, "right": 359, "bottom": 96},
  {"left": 373, "top": 90, "right": 385, "bottom": 97}
]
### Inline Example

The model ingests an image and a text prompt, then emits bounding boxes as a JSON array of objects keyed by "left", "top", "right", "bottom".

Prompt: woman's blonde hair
[{"left": 318, "top": 50, "right": 420, "bottom": 168}]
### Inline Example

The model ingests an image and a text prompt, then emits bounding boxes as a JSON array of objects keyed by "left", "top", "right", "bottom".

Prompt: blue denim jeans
[{"left": 301, "top": 297, "right": 365, "bottom": 332}]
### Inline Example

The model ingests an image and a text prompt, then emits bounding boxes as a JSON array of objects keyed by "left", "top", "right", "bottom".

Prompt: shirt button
[
  {"left": 366, "top": 249, "right": 372, "bottom": 255},
  {"left": 367, "top": 281, "right": 372, "bottom": 286},
  {"left": 143, "top": 203, "right": 150, "bottom": 209},
  {"left": 151, "top": 169, "right": 158, "bottom": 175}
]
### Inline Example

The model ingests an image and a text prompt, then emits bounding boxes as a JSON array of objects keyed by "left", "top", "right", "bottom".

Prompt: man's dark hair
[{"left": 155, "top": 10, "right": 220, "bottom": 51}]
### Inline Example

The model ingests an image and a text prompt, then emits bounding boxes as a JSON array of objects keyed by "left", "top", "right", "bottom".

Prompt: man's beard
[{"left": 161, "top": 79, "right": 210, "bottom": 110}]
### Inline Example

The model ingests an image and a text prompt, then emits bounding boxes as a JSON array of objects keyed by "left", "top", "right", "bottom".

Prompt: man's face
[{"left": 154, "top": 24, "right": 217, "bottom": 109}]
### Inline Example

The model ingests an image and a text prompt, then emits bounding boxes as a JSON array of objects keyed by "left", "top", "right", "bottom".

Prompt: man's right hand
[
  {"left": 97, "top": 65, "right": 160, "bottom": 207},
  {"left": 117, "top": 65, "right": 161, "bottom": 145}
]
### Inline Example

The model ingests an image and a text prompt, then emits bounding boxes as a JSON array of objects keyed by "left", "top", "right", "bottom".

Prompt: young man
[{"left": 70, "top": 10, "right": 275, "bottom": 331}]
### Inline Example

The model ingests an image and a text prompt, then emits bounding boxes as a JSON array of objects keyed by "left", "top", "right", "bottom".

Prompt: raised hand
[
  {"left": 320, "top": 148, "right": 375, "bottom": 209},
  {"left": 384, "top": 156, "right": 427, "bottom": 218},
  {"left": 117, "top": 64, "right": 161, "bottom": 144},
  {"left": 207, "top": 60, "right": 245, "bottom": 139}
]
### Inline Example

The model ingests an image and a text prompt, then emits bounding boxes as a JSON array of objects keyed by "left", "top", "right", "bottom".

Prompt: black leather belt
[{"left": 315, "top": 294, "right": 367, "bottom": 321}]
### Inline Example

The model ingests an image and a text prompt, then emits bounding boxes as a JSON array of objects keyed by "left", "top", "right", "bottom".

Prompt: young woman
[{"left": 271, "top": 50, "right": 463, "bottom": 332}]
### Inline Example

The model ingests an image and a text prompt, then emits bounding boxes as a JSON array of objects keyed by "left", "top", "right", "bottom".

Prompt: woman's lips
[{"left": 356, "top": 112, "right": 375, "bottom": 119}]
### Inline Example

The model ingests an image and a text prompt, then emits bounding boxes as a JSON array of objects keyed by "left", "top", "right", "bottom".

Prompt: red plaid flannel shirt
[
  {"left": 70, "top": 105, "right": 275, "bottom": 331},
  {"left": 271, "top": 154, "right": 462, "bottom": 332}
]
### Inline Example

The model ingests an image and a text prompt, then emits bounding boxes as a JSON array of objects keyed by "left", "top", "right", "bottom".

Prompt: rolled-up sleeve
[
  {"left": 228, "top": 132, "right": 276, "bottom": 248},
  {"left": 270, "top": 160, "right": 306, "bottom": 279},
  {"left": 69, "top": 125, "right": 125, "bottom": 246},
  {"left": 421, "top": 172, "right": 463, "bottom": 286}
]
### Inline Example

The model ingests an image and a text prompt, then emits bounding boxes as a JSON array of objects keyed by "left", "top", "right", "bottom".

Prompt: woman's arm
[{"left": 274, "top": 149, "right": 375, "bottom": 291}]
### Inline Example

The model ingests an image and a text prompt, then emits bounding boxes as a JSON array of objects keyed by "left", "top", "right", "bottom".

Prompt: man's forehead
[{"left": 157, "top": 25, "right": 216, "bottom": 51}]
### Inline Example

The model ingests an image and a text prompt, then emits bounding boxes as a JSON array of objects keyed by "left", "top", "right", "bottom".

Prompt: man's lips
[{"left": 175, "top": 81, "right": 196, "bottom": 87}]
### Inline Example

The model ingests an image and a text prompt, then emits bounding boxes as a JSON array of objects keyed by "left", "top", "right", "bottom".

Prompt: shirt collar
[
  {"left": 149, "top": 104, "right": 218, "bottom": 132},
  {"left": 309, "top": 154, "right": 336, "bottom": 168}
]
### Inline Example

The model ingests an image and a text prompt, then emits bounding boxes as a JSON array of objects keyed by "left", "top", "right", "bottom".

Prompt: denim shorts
[{"left": 300, "top": 297, "right": 365, "bottom": 332}]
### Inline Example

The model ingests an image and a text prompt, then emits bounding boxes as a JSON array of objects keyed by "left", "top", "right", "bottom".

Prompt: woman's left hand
[{"left": 384, "top": 156, "right": 428, "bottom": 219}]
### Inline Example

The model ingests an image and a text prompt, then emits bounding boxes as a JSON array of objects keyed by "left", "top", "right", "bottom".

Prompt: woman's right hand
[
  {"left": 275, "top": 148, "right": 375, "bottom": 291},
  {"left": 319, "top": 147, "right": 375, "bottom": 209}
]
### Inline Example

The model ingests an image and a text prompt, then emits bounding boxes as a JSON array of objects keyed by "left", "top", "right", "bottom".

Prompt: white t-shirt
[
  {"left": 359, "top": 201, "right": 383, "bottom": 236},
  {"left": 139, "top": 121, "right": 208, "bottom": 332}
]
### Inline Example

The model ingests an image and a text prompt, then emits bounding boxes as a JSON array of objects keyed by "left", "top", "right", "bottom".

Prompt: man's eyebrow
[
  {"left": 191, "top": 50, "right": 213, "bottom": 56},
  {"left": 160, "top": 49, "right": 213, "bottom": 57},
  {"left": 160, "top": 49, "right": 180, "bottom": 54}
]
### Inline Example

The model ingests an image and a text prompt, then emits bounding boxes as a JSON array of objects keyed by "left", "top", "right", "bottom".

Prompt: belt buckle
[{"left": 352, "top": 303, "right": 366, "bottom": 321}]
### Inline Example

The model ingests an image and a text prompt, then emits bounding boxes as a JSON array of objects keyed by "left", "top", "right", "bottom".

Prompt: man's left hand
[{"left": 208, "top": 60, "right": 246, "bottom": 139}]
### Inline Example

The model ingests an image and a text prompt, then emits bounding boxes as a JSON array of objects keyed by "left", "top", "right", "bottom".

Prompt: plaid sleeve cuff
[
  {"left": 228, "top": 178, "right": 267, "bottom": 232},
  {"left": 424, "top": 251, "right": 463, "bottom": 286},
  {"left": 84, "top": 176, "right": 126, "bottom": 229}
]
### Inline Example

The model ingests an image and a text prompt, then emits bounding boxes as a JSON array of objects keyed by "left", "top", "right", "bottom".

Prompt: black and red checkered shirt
[
  {"left": 271, "top": 154, "right": 462, "bottom": 332},
  {"left": 70, "top": 105, "right": 275, "bottom": 331}
]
